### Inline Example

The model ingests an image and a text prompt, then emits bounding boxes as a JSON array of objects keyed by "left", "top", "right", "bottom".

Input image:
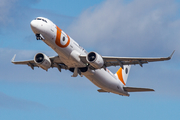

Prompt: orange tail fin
[{"left": 115, "top": 65, "right": 131, "bottom": 85}]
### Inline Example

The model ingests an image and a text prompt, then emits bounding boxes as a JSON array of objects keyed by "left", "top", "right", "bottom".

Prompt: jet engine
[
  {"left": 34, "top": 53, "right": 51, "bottom": 71},
  {"left": 86, "top": 52, "right": 104, "bottom": 69}
]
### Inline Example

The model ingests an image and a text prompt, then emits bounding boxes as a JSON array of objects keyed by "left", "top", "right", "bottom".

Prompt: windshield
[{"left": 35, "top": 18, "right": 47, "bottom": 23}]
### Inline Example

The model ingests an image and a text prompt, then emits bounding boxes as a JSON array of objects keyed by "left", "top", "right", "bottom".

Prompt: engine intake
[
  {"left": 88, "top": 52, "right": 96, "bottom": 62},
  {"left": 86, "top": 52, "right": 104, "bottom": 69},
  {"left": 34, "top": 53, "right": 51, "bottom": 71},
  {"left": 35, "top": 53, "right": 44, "bottom": 63}
]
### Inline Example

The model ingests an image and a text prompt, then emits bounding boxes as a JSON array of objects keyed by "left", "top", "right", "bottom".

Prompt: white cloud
[
  {"left": 67, "top": 0, "right": 180, "bottom": 98},
  {"left": 0, "top": 0, "right": 17, "bottom": 25},
  {"left": 0, "top": 91, "right": 46, "bottom": 110},
  {"left": 0, "top": 0, "right": 74, "bottom": 35},
  {"left": 68, "top": 0, "right": 180, "bottom": 56}
]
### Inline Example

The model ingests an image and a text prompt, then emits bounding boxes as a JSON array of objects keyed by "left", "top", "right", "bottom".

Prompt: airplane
[{"left": 11, "top": 17, "right": 174, "bottom": 96}]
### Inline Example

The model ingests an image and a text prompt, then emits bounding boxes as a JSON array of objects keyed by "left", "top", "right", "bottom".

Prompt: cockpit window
[
  {"left": 35, "top": 18, "right": 47, "bottom": 23},
  {"left": 42, "top": 19, "right": 47, "bottom": 23},
  {"left": 36, "top": 18, "right": 42, "bottom": 20}
]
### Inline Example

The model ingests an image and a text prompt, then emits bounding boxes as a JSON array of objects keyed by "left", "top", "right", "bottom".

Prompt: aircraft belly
[
  {"left": 42, "top": 30, "right": 127, "bottom": 96},
  {"left": 84, "top": 69, "right": 129, "bottom": 96},
  {"left": 43, "top": 38, "right": 81, "bottom": 67}
]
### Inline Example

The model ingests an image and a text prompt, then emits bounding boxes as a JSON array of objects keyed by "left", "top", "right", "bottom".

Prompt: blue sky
[{"left": 0, "top": 0, "right": 180, "bottom": 120}]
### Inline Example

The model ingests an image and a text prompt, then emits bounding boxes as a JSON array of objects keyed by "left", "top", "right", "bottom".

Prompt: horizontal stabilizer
[
  {"left": 123, "top": 87, "right": 154, "bottom": 92},
  {"left": 97, "top": 89, "right": 108, "bottom": 92}
]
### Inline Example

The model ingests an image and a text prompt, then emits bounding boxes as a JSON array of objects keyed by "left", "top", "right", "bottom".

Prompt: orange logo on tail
[{"left": 116, "top": 68, "right": 126, "bottom": 85}]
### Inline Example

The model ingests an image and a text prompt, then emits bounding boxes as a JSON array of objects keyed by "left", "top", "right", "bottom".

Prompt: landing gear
[
  {"left": 71, "top": 67, "right": 80, "bottom": 77},
  {"left": 69, "top": 67, "right": 88, "bottom": 77},
  {"left": 36, "top": 34, "right": 44, "bottom": 40}
]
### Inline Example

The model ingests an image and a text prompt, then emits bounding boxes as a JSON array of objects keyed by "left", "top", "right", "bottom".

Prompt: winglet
[
  {"left": 11, "top": 54, "right": 16, "bottom": 63},
  {"left": 169, "top": 50, "right": 175, "bottom": 59}
]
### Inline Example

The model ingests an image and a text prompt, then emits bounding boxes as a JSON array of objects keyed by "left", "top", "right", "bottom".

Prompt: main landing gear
[{"left": 69, "top": 67, "right": 88, "bottom": 77}]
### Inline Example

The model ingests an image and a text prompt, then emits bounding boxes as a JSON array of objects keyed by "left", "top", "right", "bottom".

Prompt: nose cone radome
[{"left": 30, "top": 20, "right": 39, "bottom": 34}]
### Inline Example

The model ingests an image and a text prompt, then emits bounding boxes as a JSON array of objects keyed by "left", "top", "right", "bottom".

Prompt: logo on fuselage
[{"left": 55, "top": 26, "right": 70, "bottom": 48}]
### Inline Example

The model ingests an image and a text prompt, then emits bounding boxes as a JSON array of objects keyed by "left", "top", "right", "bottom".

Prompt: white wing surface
[
  {"left": 80, "top": 51, "right": 175, "bottom": 69},
  {"left": 11, "top": 55, "right": 67, "bottom": 71}
]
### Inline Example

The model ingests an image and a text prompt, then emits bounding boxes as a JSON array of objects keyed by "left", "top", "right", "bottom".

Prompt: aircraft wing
[
  {"left": 11, "top": 55, "right": 67, "bottom": 71},
  {"left": 80, "top": 51, "right": 175, "bottom": 69}
]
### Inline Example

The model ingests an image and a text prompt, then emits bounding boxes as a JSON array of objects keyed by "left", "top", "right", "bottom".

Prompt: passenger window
[{"left": 62, "top": 36, "right": 65, "bottom": 41}]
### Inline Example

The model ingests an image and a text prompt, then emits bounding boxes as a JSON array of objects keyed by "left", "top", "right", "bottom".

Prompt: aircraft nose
[{"left": 30, "top": 20, "right": 38, "bottom": 33}]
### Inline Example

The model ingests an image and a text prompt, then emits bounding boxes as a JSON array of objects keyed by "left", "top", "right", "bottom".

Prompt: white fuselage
[{"left": 30, "top": 17, "right": 129, "bottom": 96}]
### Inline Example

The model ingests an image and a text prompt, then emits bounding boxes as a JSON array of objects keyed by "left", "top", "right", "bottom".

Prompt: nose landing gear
[{"left": 36, "top": 34, "right": 44, "bottom": 40}]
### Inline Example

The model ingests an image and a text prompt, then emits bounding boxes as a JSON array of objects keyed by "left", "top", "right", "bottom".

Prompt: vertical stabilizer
[{"left": 115, "top": 65, "right": 131, "bottom": 85}]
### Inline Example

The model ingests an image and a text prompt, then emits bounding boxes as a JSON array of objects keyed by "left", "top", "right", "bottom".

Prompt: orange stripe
[
  {"left": 117, "top": 68, "right": 126, "bottom": 85},
  {"left": 55, "top": 26, "right": 70, "bottom": 48}
]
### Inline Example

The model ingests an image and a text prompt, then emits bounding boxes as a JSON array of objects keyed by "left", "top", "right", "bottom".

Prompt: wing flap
[{"left": 123, "top": 87, "right": 154, "bottom": 92}]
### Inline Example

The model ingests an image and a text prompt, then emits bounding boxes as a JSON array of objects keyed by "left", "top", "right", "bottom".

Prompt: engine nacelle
[
  {"left": 34, "top": 53, "right": 51, "bottom": 71},
  {"left": 86, "top": 52, "right": 104, "bottom": 69}
]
